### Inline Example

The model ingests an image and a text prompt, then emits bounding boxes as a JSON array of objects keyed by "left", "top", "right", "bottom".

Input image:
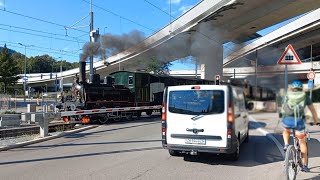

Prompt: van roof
[{"left": 167, "top": 84, "right": 229, "bottom": 90}]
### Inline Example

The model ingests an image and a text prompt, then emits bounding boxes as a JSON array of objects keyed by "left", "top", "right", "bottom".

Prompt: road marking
[{"left": 249, "top": 116, "right": 285, "bottom": 158}]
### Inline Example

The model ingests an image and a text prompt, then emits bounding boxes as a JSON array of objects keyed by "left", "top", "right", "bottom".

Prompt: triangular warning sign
[{"left": 277, "top": 44, "right": 301, "bottom": 65}]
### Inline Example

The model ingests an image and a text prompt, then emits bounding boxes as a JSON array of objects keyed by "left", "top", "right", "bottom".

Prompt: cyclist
[{"left": 281, "top": 80, "right": 318, "bottom": 172}]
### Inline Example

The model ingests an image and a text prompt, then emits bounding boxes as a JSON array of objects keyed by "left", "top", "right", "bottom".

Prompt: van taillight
[
  {"left": 162, "top": 88, "right": 168, "bottom": 146},
  {"left": 192, "top": 86, "right": 201, "bottom": 89},
  {"left": 162, "top": 103, "right": 166, "bottom": 121},
  {"left": 162, "top": 102, "right": 167, "bottom": 135},
  {"left": 162, "top": 127, "right": 166, "bottom": 134},
  {"left": 227, "top": 103, "right": 234, "bottom": 123}
]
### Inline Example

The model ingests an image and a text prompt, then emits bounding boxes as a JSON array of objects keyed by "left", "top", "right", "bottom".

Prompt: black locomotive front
[{"left": 57, "top": 61, "right": 134, "bottom": 111}]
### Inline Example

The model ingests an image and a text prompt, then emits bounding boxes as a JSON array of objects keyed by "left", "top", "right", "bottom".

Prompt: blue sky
[
  {"left": 0, "top": 0, "right": 200, "bottom": 70},
  {"left": 0, "top": 0, "right": 303, "bottom": 71}
]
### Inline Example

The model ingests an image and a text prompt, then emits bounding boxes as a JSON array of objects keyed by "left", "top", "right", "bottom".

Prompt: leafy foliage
[
  {"left": 25, "top": 55, "right": 79, "bottom": 73},
  {"left": 143, "top": 57, "right": 172, "bottom": 75},
  {"left": 0, "top": 45, "right": 20, "bottom": 93}
]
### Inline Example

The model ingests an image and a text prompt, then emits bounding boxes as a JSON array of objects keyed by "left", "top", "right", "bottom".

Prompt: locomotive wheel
[
  {"left": 146, "top": 110, "right": 152, "bottom": 116},
  {"left": 98, "top": 114, "right": 109, "bottom": 124},
  {"left": 113, "top": 116, "right": 121, "bottom": 122},
  {"left": 126, "top": 113, "right": 133, "bottom": 121},
  {"left": 136, "top": 112, "right": 142, "bottom": 117}
]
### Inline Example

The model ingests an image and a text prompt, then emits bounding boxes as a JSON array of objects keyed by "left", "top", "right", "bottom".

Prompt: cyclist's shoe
[
  {"left": 301, "top": 165, "right": 310, "bottom": 172},
  {"left": 283, "top": 144, "right": 289, "bottom": 152}
]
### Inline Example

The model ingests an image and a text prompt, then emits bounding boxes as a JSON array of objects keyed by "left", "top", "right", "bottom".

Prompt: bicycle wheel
[{"left": 285, "top": 145, "right": 297, "bottom": 180}]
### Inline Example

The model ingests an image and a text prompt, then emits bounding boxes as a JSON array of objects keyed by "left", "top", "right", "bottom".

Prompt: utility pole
[
  {"left": 60, "top": 60, "right": 63, "bottom": 92},
  {"left": 18, "top": 43, "right": 33, "bottom": 102},
  {"left": 23, "top": 46, "right": 27, "bottom": 102},
  {"left": 89, "top": 0, "right": 94, "bottom": 83}
]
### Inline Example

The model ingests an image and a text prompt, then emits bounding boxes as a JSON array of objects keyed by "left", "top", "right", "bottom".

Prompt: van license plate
[{"left": 185, "top": 138, "right": 206, "bottom": 145}]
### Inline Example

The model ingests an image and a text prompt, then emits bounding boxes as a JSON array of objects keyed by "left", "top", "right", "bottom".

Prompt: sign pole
[
  {"left": 310, "top": 44, "right": 313, "bottom": 100},
  {"left": 310, "top": 81, "right": 313, "bottom": 100},
  {"left": 284, "top": 65, "right": 288, "bottom": 95}
]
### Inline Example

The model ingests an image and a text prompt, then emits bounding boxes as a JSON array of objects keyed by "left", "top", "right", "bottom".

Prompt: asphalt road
[{"left": 0, "top": 113, "right": 319, "bottom": 180}]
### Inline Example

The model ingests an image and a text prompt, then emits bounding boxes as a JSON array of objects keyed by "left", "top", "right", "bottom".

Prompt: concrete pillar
[
  {"left": 39, "top": 112, "right": 48, "bottom": 137},
  {"left": 21, "top": 113, "right": 31, "bottom": 124},
  {"left": 27, "top": 104, "right": 36, "bottom": 112},
  {"left": 31, "top": 113, "right": 36, "bottom": 124},
  {"left": 198, "top": 45, "right": 223, "bottom": 80}
]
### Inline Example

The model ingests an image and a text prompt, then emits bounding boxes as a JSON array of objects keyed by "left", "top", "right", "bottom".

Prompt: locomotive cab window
[{"left": 128, "top": 76, "right": 133, "bottom": 85}]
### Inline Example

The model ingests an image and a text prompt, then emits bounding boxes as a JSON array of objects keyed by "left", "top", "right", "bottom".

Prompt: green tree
[
  {"left": 144, "top": 57, "right": 172, "bottom": 75},
  {"left": 26, "top": 55, "right": 79, "bottom": 73},
  {"left": 0, "top": 45, "right": 20, "bottom": 93},
  {"left": 28, "top": 55, "right": 54, "bottom": 73},
  {"left": 11, "top": 52, "right": 25, "bottom": 74}
]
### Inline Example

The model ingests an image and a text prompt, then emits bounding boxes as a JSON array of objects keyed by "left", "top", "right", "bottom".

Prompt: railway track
[
  {"left": 0, "top": 113, "right": 161, "bottom": 139},
  {"left": 0, "top": 122, "right": 79, "bottom": 139}
]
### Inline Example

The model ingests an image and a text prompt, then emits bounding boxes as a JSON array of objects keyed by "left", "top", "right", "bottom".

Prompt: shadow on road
[
  {"left": 249, "top": 121, "right": 267, "bottom": 130},
  {"left": 0, "top": 146, "right": 163, "bottom": 166},
  {"left": 182, "top": 135, "right": 283, "bottom": 167},
  {"left": 20, "top": 139, "right": 161, "bottom": 150},
  {"left": 65, "top": 120, "right": 160, "bottom": 138}
]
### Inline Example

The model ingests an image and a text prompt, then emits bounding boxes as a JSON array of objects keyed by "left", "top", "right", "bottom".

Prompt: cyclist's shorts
[{"left": 281, "top": 116, "right": 305, "bottom": 130}]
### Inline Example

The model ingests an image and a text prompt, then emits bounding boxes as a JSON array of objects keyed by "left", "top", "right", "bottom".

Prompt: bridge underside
[{"left": 21, "top": 0, "right": 320, "bottom": 88}]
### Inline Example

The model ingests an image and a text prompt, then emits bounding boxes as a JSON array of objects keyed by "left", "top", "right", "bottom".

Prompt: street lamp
[
  {"left": 18, "top": 43, "right": 33, "bottom": 102},
  {"left": 53, "top": 57, "right": 61, "bottom": 104},
  {"left": 52, "top": 57, "right": 61, "bottom": 79}
]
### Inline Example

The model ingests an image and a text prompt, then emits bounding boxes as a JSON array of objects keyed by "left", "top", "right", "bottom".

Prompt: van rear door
[{"left": 166, "top": 85, "right": 228, "bottom": 148}]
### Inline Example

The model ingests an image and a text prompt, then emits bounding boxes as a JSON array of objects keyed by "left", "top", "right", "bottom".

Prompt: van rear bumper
[{"left": 164, "top": 141, "right": 237, "bottom": 154}]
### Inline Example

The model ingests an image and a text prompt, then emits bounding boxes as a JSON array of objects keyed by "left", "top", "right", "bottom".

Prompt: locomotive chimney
[{"left": 79, "top": 61, "right": 86, "bottom": 83}]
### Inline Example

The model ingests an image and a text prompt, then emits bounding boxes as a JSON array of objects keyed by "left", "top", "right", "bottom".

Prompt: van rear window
[{"left": 168, "top": 90, "right": 224, "bottom": 115}]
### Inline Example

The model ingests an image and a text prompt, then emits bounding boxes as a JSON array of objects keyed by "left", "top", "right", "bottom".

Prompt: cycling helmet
[{"left": 291, "top": 80, "right": 303, "bottom": 89}]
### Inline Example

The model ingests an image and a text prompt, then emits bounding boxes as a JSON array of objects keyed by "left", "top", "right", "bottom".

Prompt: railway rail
[{"left": 0, "top": 121, "right": 78, "bottom": 139}]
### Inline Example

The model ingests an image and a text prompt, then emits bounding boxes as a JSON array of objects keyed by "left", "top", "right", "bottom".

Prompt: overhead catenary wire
[
  {"left": 1, "top": 40, "right": 80, "bottom": 58},
  {"left": 0, "top": 23, "right": 87, "bottom": 43},
  {"left": 144, "top": 0, "right": 172, "bottom": 17},
  {"left": 81, "top": 0, "right": 156, "bottom": 32},
  {"left": 0, "top": 27, "right": 87, "bottom": 44},
  {"left": 0, "top": 9, "right": 88, "bottom": 60},
  {"left": 8, "top": 44, "right": 79, "bottom": 58},
  {"left": 0, "top": 9, "right": 88, "bottom": 34}
]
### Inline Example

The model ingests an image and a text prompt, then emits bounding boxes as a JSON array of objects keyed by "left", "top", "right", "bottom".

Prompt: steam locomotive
[
  {"left": 57, "top": 61, "right": 276, "bottom": 123},
  {"left": 56, "top": 62, "right": 214, "bottom": 123}
]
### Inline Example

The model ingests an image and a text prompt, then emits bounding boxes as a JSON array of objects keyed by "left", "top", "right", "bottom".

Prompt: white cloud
[
  {"left": 179, "top": 5, "right": 193, "bottom": 14},
  {"left": 0, "top": 2, "right": 3, "bottom": 7},
  {"left": 168, "top": 0, "right": 181, "bottom": 5}
]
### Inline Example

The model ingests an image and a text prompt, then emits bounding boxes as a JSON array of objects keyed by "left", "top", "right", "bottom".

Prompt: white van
[{"left": 161, "top": 84, "right": 249, "bottom": 160}]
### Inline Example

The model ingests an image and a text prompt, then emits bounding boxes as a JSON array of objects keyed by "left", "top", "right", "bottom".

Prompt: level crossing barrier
[{"left": 21, "top": 105, "right": 162, "bottom": 138}]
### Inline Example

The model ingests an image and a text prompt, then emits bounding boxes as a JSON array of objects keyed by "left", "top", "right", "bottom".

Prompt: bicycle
[{"left": 284, "top": 128, "right": 309, "bottom": 180}]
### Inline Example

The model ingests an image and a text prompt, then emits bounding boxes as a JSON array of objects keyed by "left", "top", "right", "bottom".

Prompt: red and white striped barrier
[{"left": 60, "top": 105, "right": 162, "bottom": 117}]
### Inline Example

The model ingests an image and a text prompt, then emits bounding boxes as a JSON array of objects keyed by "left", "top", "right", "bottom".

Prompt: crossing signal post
[
  {"left": 215, "top": 75, "right": 220, "bottom": 85},
  {"left": 277, "top": 44, "right": 302, "bottom": 94}
]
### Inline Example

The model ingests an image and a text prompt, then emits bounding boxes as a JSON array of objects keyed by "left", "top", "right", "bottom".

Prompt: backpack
[{"left": 282, "top": 91, "right": 306, "bottom": 118}]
